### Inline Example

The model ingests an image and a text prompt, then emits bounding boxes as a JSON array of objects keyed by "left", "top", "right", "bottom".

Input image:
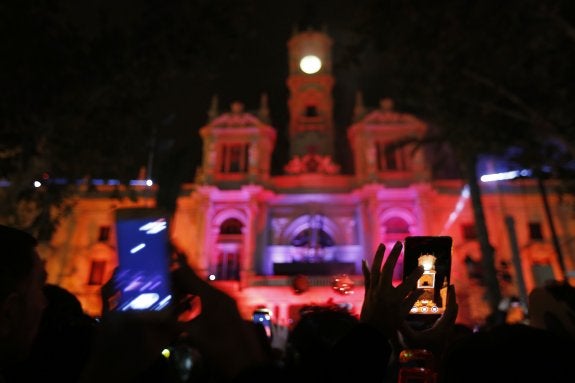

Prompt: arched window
[
  {"left": 385, "top": 217, "right": 410, "bottom": 234},
  {"left": 383, "top": 216, "right": 410, "bottom": 281},
  {"left": 215, "top": 218, "right": 244, "bottom": 280},
  {"left": 291, "top": 228, "right": 334, "bottom": 248},
  {"left": 220, "top": 218, "right": 243, "bottom": 234}
]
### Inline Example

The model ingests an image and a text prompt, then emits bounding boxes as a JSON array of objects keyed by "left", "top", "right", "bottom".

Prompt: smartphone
[
  {"left": 113, "top": 207, "right": 173, "bottom": 317},
  {"left": 252, "top": 308, "right": 273, "bottom": 339},
  {"left": 403, "top": 236, "right": 452, "bottom": 329}
]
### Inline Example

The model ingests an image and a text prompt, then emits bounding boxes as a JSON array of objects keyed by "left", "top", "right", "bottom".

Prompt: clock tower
[{"left": 285, "top": 28, "right": 339, "bottom": 174}]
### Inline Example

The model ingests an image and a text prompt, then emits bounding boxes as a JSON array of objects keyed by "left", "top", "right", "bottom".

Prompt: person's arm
[
  {"left": 399, "top": 284, "right": 459, "bottom": 360},
  {"left": 169, "top": 252, "right": 270, "bottom": 381},
  {"left": 360, "top": 242, "right": 424, "bottom": 342},
  {"left": 79, "top": 249, "right": 272, "bottom": 383},
  {"left": 78, "top": 268, "right": 181, "bottom": 383},
  {"left": 328, "top": 241, "right": 424, "bottom": 382}
]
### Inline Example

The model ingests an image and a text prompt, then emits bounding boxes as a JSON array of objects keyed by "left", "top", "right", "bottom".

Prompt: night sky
[
  {"left": 151, "top": 0, "right": 389, "bottom": 176},
  {"left": 4, "top": 0, "right": 571, "bottom": 181},
  {"left": 60, "top": 0, "right": 391, "bottom": 177},
  {"left": 0, "top": 0, "right": 413, "bottom": 182}
]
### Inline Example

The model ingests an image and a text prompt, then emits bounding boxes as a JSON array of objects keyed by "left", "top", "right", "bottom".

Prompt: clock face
[{"left": 299, "top": 55, "right": 322, "bottom": 74}]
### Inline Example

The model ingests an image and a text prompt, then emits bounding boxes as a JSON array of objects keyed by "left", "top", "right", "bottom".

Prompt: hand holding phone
[
  {"left": 360, "top": 242, "right": 424, "bottom": 341},
  {"left": 402, "top": 236, "right": 453, "bottom": 329},
  {"left": 113, "top": 207, "right": 174, "bottom": 318},
  {"left": 252, "top": 309, "right": 273, "bottom": 339}
]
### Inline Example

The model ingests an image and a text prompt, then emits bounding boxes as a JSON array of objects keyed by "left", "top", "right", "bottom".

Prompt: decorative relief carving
[
  {"left": 284, "top": 153, "right": 340, "bottom": 174},
  {"left": 271, "top": 218, "right": 289, "bottom": 244}
]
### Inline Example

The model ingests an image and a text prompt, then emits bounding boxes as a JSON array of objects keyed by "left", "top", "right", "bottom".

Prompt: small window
[
  {"left": 216, "top": 250, "right": 240, "bottom": 280},
  {"left": 88, "top": 260, "right": 106, "bottom": 285},
  {"left": 220, "top": 143, "right": 249, "bottom": 174},
  {"left": 529, "top": 222, "right": 543, "bottom": 241},
  {"left": 376, "top": 141, "right": 406, "bottom": 171},
  {"left": 385, "top": 145, "right": 398, "bottom": 170},
  {"left": 461, "top": 223, "right": 477, "bottom": 240},
  {"left": 98, "top": 226, "right": 110, "bottom": 242},
  {"left": 229, "top": 145, "right": 244, "bottom": 172},
  {"left": 305, "top": 105, "right": 318, "bottom": 117}
]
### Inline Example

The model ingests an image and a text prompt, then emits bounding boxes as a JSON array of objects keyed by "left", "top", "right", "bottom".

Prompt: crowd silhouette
[{"left": 1, "top": 223, "right": 574, "bottom": 383}]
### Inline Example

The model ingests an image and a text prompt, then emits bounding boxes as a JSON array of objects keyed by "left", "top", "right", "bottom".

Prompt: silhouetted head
[
  {"left": 0, "top": 225, "right": 47, "bottom": 366},
  {"left": 286, "top": 303, "right": 358, "bottom": 377},
  {"left": 4, "top": 283, "right": 99, "bottom": 383},
  {"left": 440, "top": 323, "right": 575, "bottom": 383},
  {"left": 529, "top": 280, "right": 575, "bottom": 340}
]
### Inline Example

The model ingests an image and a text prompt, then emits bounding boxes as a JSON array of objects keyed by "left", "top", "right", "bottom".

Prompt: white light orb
[{"left": 299, "top": 55, "right": 322, "bottom": 74}]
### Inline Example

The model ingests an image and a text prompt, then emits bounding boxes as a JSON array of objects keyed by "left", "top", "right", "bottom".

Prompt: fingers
[
  {"left": 396, "top": 265, "right": 424, "bottom": 298},
  {"left": 101, "top": 268, "right": 119, "bottom": 314},
  {"left": 362, "top": 259, "right": 371, "bottom": 292},
  {"left": 270, "top": 323, "right": 289, "bottom": 349},
  {"left": 371, "top": 243, "right": 386, "bottom": 287},
  {"left": 172, "top": 262, "right": 213, "bottom": 296},
  {"left": 434, "top": 285, "right": 458, "bottom": 330},
  {"left": 172, "top": 265, "right": 238, "bottom": 316},
  {"left": 447, "top": 284, "right": 457, "bottom": 306},
  {"left": 398, "top": 266, "right": 425, "bottom": 318},
  {"left": 381, "top": 241, "right": 403, "bottom": 285}
]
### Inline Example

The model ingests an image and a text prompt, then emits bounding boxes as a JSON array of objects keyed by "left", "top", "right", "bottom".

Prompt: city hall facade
[{"left": 44, "top": 28, "right": 575, "bottom": 327}]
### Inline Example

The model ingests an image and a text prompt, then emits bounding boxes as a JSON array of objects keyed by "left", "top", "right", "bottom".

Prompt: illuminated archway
[
  {"left": 378, "top": 208, "right": 417, "bottom": 281},
  {"left": 210, "top": 210, "right": 247, "bottom": 281},
  {"left": 281, "top": 214, "right": 339, "bottom": 244}
]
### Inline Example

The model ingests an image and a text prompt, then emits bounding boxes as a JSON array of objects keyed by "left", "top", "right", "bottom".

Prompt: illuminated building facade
[{"left": 45, "top": 28, "right": 575, "bottom": 327}]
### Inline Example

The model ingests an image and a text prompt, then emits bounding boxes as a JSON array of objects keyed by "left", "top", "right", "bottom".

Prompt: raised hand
[
  {"left": 80, "top": 269, "right": 180, "bottom": 383},
  {"left": 170, "top": 251, "right": 269, "bottom": 381},
  {"left": 270, "top": 322, "right": 289, "bottom": 353},
  {"left": 360, "top": 241, "right": 424, "bottom": 341}
]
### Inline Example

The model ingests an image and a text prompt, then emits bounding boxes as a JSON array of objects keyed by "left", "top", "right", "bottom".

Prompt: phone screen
[
  {"left": 252, "top": 309, "right": 272, "bottom": 339},
  {"left": 114, "top": 208, "right": 173, "bottom": 314},
  {"left": 403, "top": 236, "right": 452, "bottom": 328}
]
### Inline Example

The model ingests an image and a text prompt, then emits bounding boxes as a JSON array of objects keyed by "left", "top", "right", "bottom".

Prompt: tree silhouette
[{"left": 345, "top": 0, "right": 575, "bottom": 314}]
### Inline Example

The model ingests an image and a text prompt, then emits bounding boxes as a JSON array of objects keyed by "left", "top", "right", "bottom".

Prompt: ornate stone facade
[{"left": 44, "top": 28, "right": 575, "bottom": 328}]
